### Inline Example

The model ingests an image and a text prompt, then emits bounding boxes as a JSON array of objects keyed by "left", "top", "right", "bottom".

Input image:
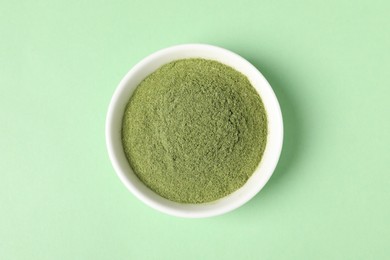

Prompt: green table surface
[{"left": 1, "top": 1, "right": 389, "bottom": 259}]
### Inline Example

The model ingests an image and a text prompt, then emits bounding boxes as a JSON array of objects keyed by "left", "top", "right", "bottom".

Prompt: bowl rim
[{"left": 106, "top": 43, "right": 283, "bottom": 218}]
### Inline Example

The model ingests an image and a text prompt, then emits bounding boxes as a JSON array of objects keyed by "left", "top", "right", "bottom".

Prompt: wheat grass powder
[{"left": 122, "top": 58, "right": 267, "bottom": 203}]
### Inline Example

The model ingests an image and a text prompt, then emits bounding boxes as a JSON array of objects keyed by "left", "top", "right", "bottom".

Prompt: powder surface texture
[{"left": 122, "top": 58, "right": 267, "bottom": 203}]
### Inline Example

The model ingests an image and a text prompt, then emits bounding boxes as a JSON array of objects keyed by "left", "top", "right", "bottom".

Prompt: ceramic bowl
[{"left": 106, "top": 44, "right": 283, "bottom": 218}]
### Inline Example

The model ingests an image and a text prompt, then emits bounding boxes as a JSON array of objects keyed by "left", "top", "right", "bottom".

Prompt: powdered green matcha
[{"left": 122, "top": 58, "right": 267, "bottom": 203}]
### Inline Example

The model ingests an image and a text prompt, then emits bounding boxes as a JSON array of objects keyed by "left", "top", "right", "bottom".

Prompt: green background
[{"left": 1, "top": 0, "right": 389, "bottom": 259}]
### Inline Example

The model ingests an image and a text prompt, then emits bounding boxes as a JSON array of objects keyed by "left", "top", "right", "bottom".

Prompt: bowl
[{"left": 105, "top": 44, "right": 283, "bottom": 218}]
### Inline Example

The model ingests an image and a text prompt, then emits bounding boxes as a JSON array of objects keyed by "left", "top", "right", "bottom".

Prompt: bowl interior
[{"left": 106, "top": 44, "right": 283, "bottom": 218}]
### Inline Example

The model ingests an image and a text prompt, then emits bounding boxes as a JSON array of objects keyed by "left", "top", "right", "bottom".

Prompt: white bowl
[{"left": 106, "top": 44, "right": 283, "bottom": 218}]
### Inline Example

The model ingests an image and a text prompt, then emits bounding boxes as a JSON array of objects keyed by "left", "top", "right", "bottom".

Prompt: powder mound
[{"left": 122, "top": 58, "right": 267, "bottom": 203}]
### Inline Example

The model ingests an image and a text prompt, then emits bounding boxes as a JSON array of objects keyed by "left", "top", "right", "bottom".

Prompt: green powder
[{"left": 122, "top": 58, "right": 267, "bottom": 203}]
